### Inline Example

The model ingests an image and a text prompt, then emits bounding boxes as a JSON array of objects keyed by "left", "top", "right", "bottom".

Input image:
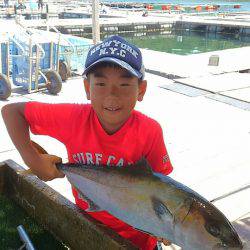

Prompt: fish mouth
[{"left": 212, "top": 242, "right": 243, "bottom": 250}]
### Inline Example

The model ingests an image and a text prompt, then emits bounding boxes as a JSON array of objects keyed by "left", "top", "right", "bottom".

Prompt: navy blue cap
[{"left": 83, "top": 35, "right": 145, "bottom": 80}]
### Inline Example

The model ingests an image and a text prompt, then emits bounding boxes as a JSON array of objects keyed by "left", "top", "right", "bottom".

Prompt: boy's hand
[
  {"left": 26, "top": 151, "right": 65, "bottom": 182},
  {"left": 157, "top": 237, "right": 171, "bottom": 246},
  {"left": 25, "top": 141, "right": 65, "bottom": 181}
]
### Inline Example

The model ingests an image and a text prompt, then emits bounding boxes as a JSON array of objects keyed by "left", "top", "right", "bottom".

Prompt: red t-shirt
[{"left": 25, "top": 102, "right": 173, "bottom": 250}]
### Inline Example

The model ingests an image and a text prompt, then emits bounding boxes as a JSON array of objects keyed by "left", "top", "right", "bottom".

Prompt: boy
[{"left": 2, "top": 35, "right": 173, "bottom": 250}]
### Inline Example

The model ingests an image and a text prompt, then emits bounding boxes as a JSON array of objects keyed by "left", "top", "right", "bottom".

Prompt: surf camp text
[{"left": 72, "top": 152, "right": 132, "bottom": 166}]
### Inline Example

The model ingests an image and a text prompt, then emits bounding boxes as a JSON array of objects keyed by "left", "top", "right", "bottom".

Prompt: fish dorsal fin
[{"left": 126, "top": 157, "right": 153, "bottom": 175}]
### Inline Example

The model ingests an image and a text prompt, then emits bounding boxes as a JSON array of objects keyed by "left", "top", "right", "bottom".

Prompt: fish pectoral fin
[{"left": 75, "top": 188, "right": 102, "bottom": 212}]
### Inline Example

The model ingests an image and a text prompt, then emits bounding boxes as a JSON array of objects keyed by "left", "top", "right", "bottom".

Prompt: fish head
[{"left": 180, "top": 197, "right": 243, "bottom": 249}]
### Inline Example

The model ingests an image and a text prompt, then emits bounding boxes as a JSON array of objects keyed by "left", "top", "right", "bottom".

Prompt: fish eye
[
  {"left": 157, "top": 203, "right": 168, "bottom": 216},
  {"left": 151, "top": 197, "right": 172, "bottom": 219},
  {"left": 205, "top": 223, "right": 221, "bottom": 238}
]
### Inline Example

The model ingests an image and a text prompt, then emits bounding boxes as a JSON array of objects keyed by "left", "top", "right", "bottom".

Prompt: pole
[
  {"left": 46, "top": 3, "right": 49, "bottom": 31},
  {"left": 28, "top": 37, "right": 32, "bottom": 93},
  {"left": 210, "top": 183, "right": 250, "bottom": 203},
  {"left": 92, "top": 0, "right": 100, "bottom": 44}
]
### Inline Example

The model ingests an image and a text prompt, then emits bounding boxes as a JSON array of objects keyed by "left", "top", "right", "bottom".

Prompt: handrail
[
  {"left": 48, "top": 25, "right": 76, "bottom": 54},
  {"left": 35, "top": 42, "right": 46, "bottom": 59},
  {"left": 15, "top": 23, "right": 46, "bottom": 59},
  {"left": 23, "top": 29, "right": 46, "bottom": 60},
  {"left": 8, "top": 35, "right": 25, "bottom": 56}
]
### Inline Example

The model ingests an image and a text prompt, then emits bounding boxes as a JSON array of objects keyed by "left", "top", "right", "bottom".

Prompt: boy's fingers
[
  {"left": 50, "top": 155, "right": 62, "bottom": 163},
  {"left": 56, "top": 170, "right": 65, "bottom": 178},
  {"left": 50, "top": 155, "right": 64, "bottom": 178},
  {"left": 41, "top": 154, "right": 64, "bottom": 178}
]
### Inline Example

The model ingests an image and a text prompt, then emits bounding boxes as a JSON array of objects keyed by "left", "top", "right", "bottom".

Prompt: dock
[
  {"left": 0, "top": 6, "right": 250, "bottom": 249},
  {"left": 9, "top": 14, "right": 176, "bottom": 35},
  {"left": 0, "top": 64, "right": 249, "bottom": 249},
  {"left": 174, "top": 14, "right": 250, "bottom": 35},
  {"left": 2, "top": 11, "right": 250, "bottom": 36}
]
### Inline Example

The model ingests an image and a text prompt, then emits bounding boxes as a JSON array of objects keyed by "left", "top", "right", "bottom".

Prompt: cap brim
[{"left": 82, "top": 57, "right": 143, "bottom": 79}]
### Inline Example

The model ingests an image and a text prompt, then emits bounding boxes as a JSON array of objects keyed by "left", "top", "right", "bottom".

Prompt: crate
[
  {"left": 208, "top": 55, "right": 220, "bottom": 66},
  {"left": 59, "top": 36, "right": 93, "bottom": 75}
]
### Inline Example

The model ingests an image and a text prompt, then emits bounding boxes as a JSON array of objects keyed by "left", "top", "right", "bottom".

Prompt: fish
[
  {"left": 23, "top": 141, "right": 243, "bottom": 249},
  {"left": 56, "top": 159, "right": 243, "bottom": 250}
]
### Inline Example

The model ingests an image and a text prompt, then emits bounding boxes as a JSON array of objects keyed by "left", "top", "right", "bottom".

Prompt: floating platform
[
  {"left": 11, "top": 12, "right": 250, "bottom": 37},
  {"left": 174, "top": 16, "right": 250, "bottom": 35}
]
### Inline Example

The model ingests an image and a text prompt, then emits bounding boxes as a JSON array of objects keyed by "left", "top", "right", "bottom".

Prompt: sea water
[{"left": 98, "top": 30, "right": 250, "bottom": 55}]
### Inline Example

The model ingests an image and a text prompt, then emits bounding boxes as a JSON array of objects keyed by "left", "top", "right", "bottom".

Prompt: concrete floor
[{"left": 0, "top": 70, "right": 249, "bottom": 249}]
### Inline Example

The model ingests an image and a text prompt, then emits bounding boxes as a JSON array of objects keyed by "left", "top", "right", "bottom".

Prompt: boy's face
[{"left": 84, "top": 66, "right": 147, "bottom": 134}]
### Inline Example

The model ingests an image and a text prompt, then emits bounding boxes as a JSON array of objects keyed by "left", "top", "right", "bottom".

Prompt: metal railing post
[
  {"left": 92, "top": 0, "right": 100, "bottom": 44},
  {"left": 35, "top": 44, "right": 40, "bottom": 91},
  {"left": 6, "top": 41, "right": 10, "bottom": 78},
  {"left": 0, "top": 43, "right": 2, "bottom": 74},
  {"left": 28, "top": 38, "right": 33, "bottom": 93},
  {"left": 17, "top": 225, "right": 36, "bottom": 250},
  {"left": 50, "top": 41, "right": 53, "bottom": 70}
]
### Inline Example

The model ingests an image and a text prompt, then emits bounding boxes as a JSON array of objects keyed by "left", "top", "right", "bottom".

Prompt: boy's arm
[{"left": 1, "top": 102, "right": 64, "bottom": 181}]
